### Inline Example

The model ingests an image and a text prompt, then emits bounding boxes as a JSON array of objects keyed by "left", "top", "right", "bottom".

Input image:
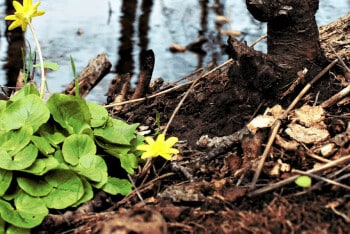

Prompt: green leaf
[
  {"left": 19, "top": 157, "right": 59, "bottom": 176},
  {"left": 47, "top": 93, "right": 91, "bottom": 134},
  {"left": 8, "top": 84, "right": 39, "bottom": 102},
  {"left": 1, "top": 94, "right": 50, "bottom": 132},
  {"left": 70, "top": 55, "right": 80, "bottom": 97},
  {"left": 62, "top": 134, "right": 96, "bottom": 166},
  {"left": 42, "top": 170, "right": 84, "bottom": 209},
  {"left": 6, "top": 225, "right": 31, "bottom": 234},
  {"left": 0, "top": 169, "right": 12, "bottom": 196},
  {"left": 0, "top": 126, "right": 32, "bottom": 154},
  {"left": 0, "top": 218, "right": 4, "bottom": 234},
  {"left": 95, "top": 141, "right": 138, "bottom": 174},
  {"left": 295, "top": 175, "right": 312, "bottom": 188},
  {"left": 118, "top": 153, "right": 139, "bottom": 175},
  {"left": 0, "top": 144, "right": 38, "bottom": 170},
  {"left": 94, "top": 118, "right": 138, "bottom": 145},
  {"left": 0, "top": 192, "right": 48, "bottom": 228},
  {"left": 70, "top": 154, "right": 107, "bottom": 183},
  {"left": 71, "top": 176, "right": 93, "bottom": 207},
  {"left": 2, "top": 186, "right": 21, "bottom": 201},
  {"left": 38, "top": 122, "right": 67, "bottom": 147},
  {"left": 31, "top": 135, "right": 55, "bottom": 156},
  {"left": 102, "top": 177, "right": 132, "bottom": 196},
  {"left": 0, "top": 100, "right": 7, "bottom": 115},
  {"left": 17, "top": 176, "right": 53, "bottom": 197},
  {"left": 33, "top": 61, "right": 59, "bottom": 71},
  {"left": 87, "top": 101, "right": 109, "bottom": 128}
]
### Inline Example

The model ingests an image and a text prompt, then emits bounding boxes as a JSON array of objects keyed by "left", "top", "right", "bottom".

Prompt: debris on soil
[{"left": 33, "top": 11, "right": 350, "bottom": 234}]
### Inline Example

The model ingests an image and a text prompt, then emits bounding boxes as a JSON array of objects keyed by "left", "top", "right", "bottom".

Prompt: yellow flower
[
  {"left": 5, "top": 0, "right": 45, "bottom": 31},
  {"left": 137, "top": 134, "right": 179, "bottom": 160}
]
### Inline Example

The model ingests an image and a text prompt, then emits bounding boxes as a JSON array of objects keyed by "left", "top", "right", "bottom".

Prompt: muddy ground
[{"left": 33, "top": 49, "right": 350, "bottom": 233}]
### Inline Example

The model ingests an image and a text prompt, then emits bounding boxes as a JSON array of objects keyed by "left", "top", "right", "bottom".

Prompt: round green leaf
[
  {"left": 70, "top": 154, "right": 107, "bottom": 183},
  {"left": 17, "top": 176, "right": 53, "bottom": 197},
  {"left": 46, "top": 94, "right": 91, "bottom": 134},
  {"left": 71, "top": 177, "right": 93, "bottom": 207},
  {"left": 5, "top": 225, "right": 31, "bottom": 234},
  {"left": 31, "top": 135, "right": 55, "bottom": 156},
  {"left": 0, "top": 126, "right": 32, "bottom": 154},
  {"left": 94, "top": 118, "right": 138, "bottom": 145},
  {"left": 102, "top": 177, "right": 132, "bottom": 196},
  {"left": 39, "top": 123, "right": 67, "bottom": 146},
  {"left": 295, "top": 175, "right": 312, "bottom": 188},
  {"left": 0, "top": 192, "right": 48, "bottom": 228},
  {"left": 2, "top": 94, "right": 50, "bottom": 132},
  {"left": 42, "top": 170, "right": 84, "bottom": 209},
  {"left": 8, "top": 84, "right": 39, "bottom": 102},
  {"left": 20, "top": 157, "right": 59, "bottom": 176},
  {"left": 62, "top": 134, "right": 96, "bottom": 166},
  {"left": 0, "top": 169, "right": 12, "bottom": 196},
  {"left": 87, "top": 101, "right": 109, "bottom": 128},
  {"left": 0, "top": 144, "right": 38, "bottom": 170}
]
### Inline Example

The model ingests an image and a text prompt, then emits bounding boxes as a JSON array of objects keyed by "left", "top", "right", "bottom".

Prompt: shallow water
[{"left": 0, "top": 0, "right": 349, "bottom": 103}]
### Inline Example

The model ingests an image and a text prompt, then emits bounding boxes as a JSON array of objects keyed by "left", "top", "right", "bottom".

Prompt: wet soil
[{"left": 34, "top": 53, "right": 350, "bottom": 233}]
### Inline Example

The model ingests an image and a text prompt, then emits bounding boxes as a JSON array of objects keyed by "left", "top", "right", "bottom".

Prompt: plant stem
[{"left": 28, "top": 22, "right": 46, "bottom": 99}]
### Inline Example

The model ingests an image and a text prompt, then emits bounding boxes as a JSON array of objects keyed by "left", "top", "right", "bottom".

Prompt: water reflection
[
  {"left": 116, "top": 0, "right": 156, "bottom": 87},
  {"left": 116, "top": 0, "right": 137, "bottom": 76},
  {"left": 4, "top": 0, "right": 24, "bottom": 89},
  {"left": 138, "top": 0, "right": 153, "bottom": 64},
  {"left": 1, "top": 0, "right": 349, "bottom": 102}
]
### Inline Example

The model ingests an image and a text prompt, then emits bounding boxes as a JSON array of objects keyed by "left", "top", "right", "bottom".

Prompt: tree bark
[
  {"left": 227, "top": 0, "right": 329, "bottom": 100},
  {"left": 62, "top": 54, "right": 111, "bottom": 98},
  {"left": 246, "top": 0, "right": 324, "bottom": 67}
]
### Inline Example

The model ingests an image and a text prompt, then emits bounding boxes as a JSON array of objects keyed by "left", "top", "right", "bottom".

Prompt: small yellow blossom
[
  {"left": 5, "top": 0, "right": 45, "bottom": 31},
  {"left": 137, "top": 134, "right": 179, "bottom": 160}
]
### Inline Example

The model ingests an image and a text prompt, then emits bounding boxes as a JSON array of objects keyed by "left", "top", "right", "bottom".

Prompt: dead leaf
[
  {"left": 285, "top": 123, "right": 329, "bottom": 144},
  {"left": 292, "top": 105, "right": 326, "bottom": 128}
]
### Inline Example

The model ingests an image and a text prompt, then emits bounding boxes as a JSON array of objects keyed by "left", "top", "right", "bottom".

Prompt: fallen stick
[
  {"left": 63, "top": 53, "right": 111, "bottom": 97},
  {"left": 248, "top": 154, "right": 350, "bottom": 197}
]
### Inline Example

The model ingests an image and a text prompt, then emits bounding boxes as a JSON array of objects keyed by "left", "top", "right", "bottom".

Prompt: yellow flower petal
[
  {"left": 5, "top": 0, "right": 45, "bottom": 31},
  {"left": 137, "top": 134, "right": 179, "bottom": 160},
  {"left": 13, "top": 1, "right": 24, "bottom": 12},
  {"left": 136, "top": 144, "right": 151, "bottom": 152},
  {"left": 144, "top": 136, "right": 155, "bottom": 145},
  {"left": 165, "top": 136, "right": 179, "bottom": 147}
]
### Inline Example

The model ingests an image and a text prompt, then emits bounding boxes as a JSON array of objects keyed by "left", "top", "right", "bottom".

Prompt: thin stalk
[{"left": 28, "top": 22, "right": 46, "bottom": 99}]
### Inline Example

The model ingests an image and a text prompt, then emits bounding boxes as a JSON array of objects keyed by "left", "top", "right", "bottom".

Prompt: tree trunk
[
  {"left": 227, "top": 0, "right": 330, "bottom": 101},
  {"left": 246, "top": 0, "right": 324, "bottom": 67}
]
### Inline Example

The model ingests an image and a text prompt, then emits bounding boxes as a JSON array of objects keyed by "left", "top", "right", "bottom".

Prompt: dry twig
[
  {"left": 250, "top": 59, "right": 339, "bottom": 189},
  {"left": 248, "top": 154, "right": 350, "bottom": 196}
]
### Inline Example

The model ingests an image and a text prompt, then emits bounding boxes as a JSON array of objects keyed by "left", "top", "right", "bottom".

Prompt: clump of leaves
[{"left": 0, "top": 85, "right": 143, "bottom": 233}]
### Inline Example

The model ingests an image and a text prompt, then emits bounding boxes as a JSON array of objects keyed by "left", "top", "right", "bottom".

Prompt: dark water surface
[{"left": 0, "top": 0, "right": 349, "bottom": 102}]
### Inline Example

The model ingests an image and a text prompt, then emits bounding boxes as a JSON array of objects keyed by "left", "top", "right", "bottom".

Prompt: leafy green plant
[
  {"left": 2, "top": 1, "right": 179, "bottom": 233},
  {"left": 0, "top": 85, "right": 142, "bottom": 232}
]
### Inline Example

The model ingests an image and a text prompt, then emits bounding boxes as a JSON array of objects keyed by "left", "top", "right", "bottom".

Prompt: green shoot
[{"left": 70, "top": 55, "right": 79, "bottom": 97}]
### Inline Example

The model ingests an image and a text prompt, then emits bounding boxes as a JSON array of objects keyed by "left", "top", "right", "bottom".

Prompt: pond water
[{"left": 0, "top": 0, "right": 349, "bottom": 103}]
